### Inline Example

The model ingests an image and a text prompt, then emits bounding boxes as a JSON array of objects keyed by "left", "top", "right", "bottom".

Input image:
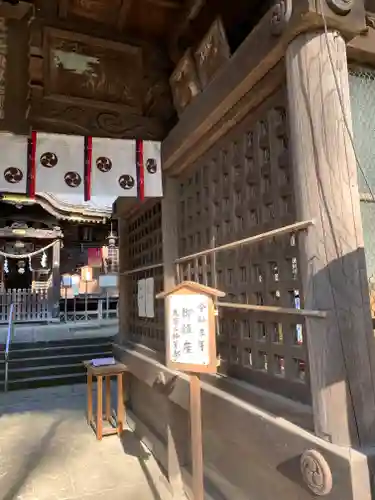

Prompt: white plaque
[
  {"left": 137, "top": 279, "right": 146, "bottom": 318},
  {"left": 168, "top": 294, "right": 210, "bottom": 366},
  {"left": 145, "top": 277, "right": 155, "bottom": 318},
  {"left": 61, "top": 275, "right": 72, "bottom": 287},
  {"left": 99, "top": 274, "right": 118, "bottom": 288}
]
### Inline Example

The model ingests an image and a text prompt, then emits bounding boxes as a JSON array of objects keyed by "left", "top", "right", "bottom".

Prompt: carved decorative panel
[
  {"left": 59, "top": 0, "right": 123, "bottom": 25},
  {"left": 170, "top": 49, "right": 201, "bottom": 116},
  {"left": 176, "top": 89, "right": 310, "bottom": 404},
  {"left": 194, "top": 17, "right": 230, "bottom": 89},
  {"left": 44, "top": 29, "right": 142, "bottom": 110},
  {"left": 28, "top": 98, "right": 165, "bottom": 139},
  {"left": 27, "top": 20, "right": 173, "bottom": 139},
  {"left": 126, "top": 202, "right": 164, "bottom": 351}
]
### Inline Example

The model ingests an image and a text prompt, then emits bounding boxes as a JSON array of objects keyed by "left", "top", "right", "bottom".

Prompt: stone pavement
[{"left": 0, "top": 384, "right": 172, "bottom": 500}]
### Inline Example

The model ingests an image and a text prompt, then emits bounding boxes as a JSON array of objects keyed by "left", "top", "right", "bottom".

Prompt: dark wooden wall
[{"left": 122, "top": 201, "right": 165, "bottom": 351}]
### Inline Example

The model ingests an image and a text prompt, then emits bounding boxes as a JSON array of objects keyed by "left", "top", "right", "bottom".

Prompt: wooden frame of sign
[
  {"left": 156, "top": 281, "right": 225, "bottom": 500},
  {"left": 156, "top": 281, "right": 225, "bottom": 374}
]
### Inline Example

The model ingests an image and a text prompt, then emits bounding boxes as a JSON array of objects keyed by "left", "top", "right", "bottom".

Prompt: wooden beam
[
  {"left": 117, "top": 0, "right": 134, "bottom": 30},
  {"left": 0, "top": 1, "right": 31, "bottom": 19},
  {"left": 58, "top": 0, "right": 68, "bottom": 19},
  {"left": 145, "top": 0, "right": 182, "bottom": 8},
  {"left": 286, "top": 31, "right": 375, "bottom": 447}
]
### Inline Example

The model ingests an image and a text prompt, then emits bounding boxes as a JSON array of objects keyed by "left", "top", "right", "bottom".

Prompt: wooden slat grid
[
  {"left": 126, "top": 202, "right": 164, "bottom": 351},
  {"left": 176, "top": 89, "right": 310, "bottom": 404}
]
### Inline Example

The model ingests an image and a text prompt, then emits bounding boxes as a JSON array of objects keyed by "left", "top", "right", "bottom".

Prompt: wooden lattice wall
[
  {"left": 126, "top": 202, "right": 164, "bottom": 351},
  {"left": 177, "top": 89, "right": 310, "bottom": 403}
]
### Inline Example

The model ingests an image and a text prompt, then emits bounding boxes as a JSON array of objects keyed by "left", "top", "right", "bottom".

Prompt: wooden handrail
[
  {"left": 4, "top": 303, "right": 15, "bottom": 392},
  {"left": 218, "top": 301, "right": 326, "bottom": 319},
  {"left": 175, "top": 220, "right": 314, "bottom": 264}
]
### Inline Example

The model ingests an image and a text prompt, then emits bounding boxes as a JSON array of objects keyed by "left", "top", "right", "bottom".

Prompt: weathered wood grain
[
  {"left": 161, "top": 176, "right": 187, "bottom": 498},
  {"left": 286, "top": 30, "right": 375, "bottom": 447}
]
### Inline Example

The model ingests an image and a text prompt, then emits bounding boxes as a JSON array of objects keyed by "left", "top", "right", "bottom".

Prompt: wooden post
[
  {"left": 97, "top": 375, "right": 103, "bottom": 441},
  {"left": 51, "top": 238, "right": 61, "bottom": 319},
  {"left": 0, "top": 17, "right": 6, "bottom": 123},
  {"left": 286, "top": 31, "right": 375, "bottom": 447},
  {"left": 162, "top": 176, "right": 187, "bottom": 499},
  {"left": 118, "top": 217, "right": 130, "bottom": 344},
  {"left": 190, "top": 373, "right": 204, "bottom": 500}
]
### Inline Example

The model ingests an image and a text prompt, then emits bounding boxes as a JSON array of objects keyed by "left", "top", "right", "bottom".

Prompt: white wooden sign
[
  {"left": 137, "top": 279, "right": 146, "bottom": 317},
  {"left": 145, "top": 277, "right": 155, "bottom": 318},
  {"left": 168, "top": 293, "right": 210, "bottom": 366}
]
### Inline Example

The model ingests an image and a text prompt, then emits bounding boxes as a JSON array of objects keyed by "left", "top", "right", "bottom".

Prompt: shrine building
[{"left": 1, "top": 1, "right": 375, "bottom": 500}]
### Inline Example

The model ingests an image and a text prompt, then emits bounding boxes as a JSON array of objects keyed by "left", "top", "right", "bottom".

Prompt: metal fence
[
  {"left": 349, "top": 66, "right": 375, "bottom": 317},
  {"left": 0, "top": 288, "right": 118, "bottom": 324},
  {"left": 59, "top": 294, "right": 119, "bottom": 323}
]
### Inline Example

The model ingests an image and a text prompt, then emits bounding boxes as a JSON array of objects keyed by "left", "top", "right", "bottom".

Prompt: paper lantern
[{"left": 81, "top": 265, "right": 92, "bottom": 282}]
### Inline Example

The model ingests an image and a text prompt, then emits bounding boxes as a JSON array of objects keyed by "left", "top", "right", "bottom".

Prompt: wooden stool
[{"left": 83, "top": 361, "right": 128, "bottom": 441}]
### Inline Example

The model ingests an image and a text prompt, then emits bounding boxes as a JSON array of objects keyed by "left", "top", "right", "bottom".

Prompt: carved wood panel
[
  {"left": 59, "top": 0, "right": 124, "bottom": 25},
  {"left": 27, "top": 16, "right": 175, "bottom": 139},
  {"left": 43, "top": 28, "right": 142, "bottom": 110},
  {"left": 126, "top": 202, "right": 164, "bottom": 351},
  {"left": 194, "top": 17, "right": 230, "bottom": 89},
  {"left": 170, "top": 49, "right": 201, "bottom": 116},
  {"left": 176, "top": 88, "right": 310, "bottom": 404}
]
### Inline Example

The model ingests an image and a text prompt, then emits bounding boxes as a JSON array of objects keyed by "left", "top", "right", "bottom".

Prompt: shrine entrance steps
[{"left": 0, "top": 336, "right": 114, "bottom": 391}]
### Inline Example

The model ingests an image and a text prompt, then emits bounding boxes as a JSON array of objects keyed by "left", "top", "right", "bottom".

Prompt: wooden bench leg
[
  {"left": 97, "top": 375, "right": 103, "bottom": 441},
  {"left": 117, "top": 373, "right": 124, "bottom": 435},
  {"left": 87, "top": 372, "right": 93, "bottom": 424},
  {"left": 105, "top": 376, "right": 111, "bottom": 421}
]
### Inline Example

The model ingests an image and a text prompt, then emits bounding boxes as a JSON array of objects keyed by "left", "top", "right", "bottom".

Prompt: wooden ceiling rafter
[
  {"left": 169, "top": 0, "right": 206, "bottom": 63},
  {"left": 58, "top": 0, "right": 69, "bottom": 18},
  {"left": 145, "top": 0, "right": 182, "bottom": 8},
  {"left": 117, "top": 0, "right": 134, "bottom": 30}
]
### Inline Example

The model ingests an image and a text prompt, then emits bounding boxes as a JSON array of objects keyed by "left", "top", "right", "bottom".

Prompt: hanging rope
[{"left": 0, "top": 240, "right": 57, "bottom": 260}]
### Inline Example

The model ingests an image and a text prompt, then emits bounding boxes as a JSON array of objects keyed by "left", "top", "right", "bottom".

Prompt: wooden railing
[{"left": 0, "top": 288, "right": 49, "bottom": 323}]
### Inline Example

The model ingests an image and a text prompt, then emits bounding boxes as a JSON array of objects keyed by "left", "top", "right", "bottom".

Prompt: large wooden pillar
[
  {"left": 161, "top": 176, "right": 187, "bottom": 499},
  {"left": 118, "top": 217, "right": 130, "bottom": 344},
  {"left": 0, "top": 17, "right": 6, "bottom": 122},
  {"left": 286, "top": 31, "right": 375, "bottom": 447}
]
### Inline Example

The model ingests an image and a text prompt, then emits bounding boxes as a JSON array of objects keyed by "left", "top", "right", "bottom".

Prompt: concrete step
[
  {"left": 8, "top": 340, "right": 113, "bottom": 360},
  {"left": 5, "top": 362, "right": 85, "bottom": 380},
  {"left": 0, "top": 336, "right": 115, "bottom": 391},
  {"left": 6, "top": 372, "right": 87, "bottom": 391},
  {"left": 7, "top": 335, "right": 115, "bottom": 348},
  {"left": 7, "top": 350, "right": 112, "bottom": 368}
]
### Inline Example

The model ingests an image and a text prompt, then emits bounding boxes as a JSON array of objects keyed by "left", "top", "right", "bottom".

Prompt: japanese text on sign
[{"left": 168, "top": 294, "right": 210, "bottom": 366}]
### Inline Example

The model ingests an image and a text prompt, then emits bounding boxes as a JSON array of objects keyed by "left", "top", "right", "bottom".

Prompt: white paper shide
[{"left": 168, "top": 294, "right": 210, "bottom": 366}]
